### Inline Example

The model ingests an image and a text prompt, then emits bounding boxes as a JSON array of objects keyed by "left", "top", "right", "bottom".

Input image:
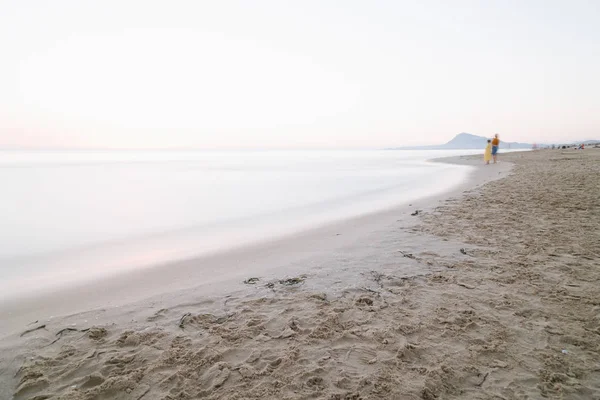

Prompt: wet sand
[{"left": 2, "top": 149, "right": 599, "bottom": 399}]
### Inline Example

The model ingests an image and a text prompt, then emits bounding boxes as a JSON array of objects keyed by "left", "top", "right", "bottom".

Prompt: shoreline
[
  {"left": 4, "top": 150, "right": 598, "bottom": 398},
  {"left": 0, "top": 154, "right": 510, "bottom": 339}
]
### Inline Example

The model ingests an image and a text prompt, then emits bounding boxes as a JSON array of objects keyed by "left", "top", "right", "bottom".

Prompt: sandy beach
[{"left": 1, "top": 149, "right": 599, "bottom": 399}]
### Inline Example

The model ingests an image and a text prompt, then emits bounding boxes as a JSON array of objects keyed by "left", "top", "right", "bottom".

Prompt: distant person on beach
[
  {"left": 484, "top": 139, "right": 492, "bottom": 164},
  {"left": 491, "top": 134, "right": 500, "bottom": 163}
]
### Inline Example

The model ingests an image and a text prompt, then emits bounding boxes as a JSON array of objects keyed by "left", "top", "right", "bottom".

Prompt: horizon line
[{"left": 0, "top": 138, "right": 595, "bottom": 152}]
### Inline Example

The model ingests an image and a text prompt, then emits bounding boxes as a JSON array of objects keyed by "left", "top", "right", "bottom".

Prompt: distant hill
[{"left": 389, "top": 133, "right": 533, "bottom": 150}]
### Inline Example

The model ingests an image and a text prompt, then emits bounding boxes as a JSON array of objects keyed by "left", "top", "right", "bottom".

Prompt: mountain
[{"left": 389, "top": 133, "right": 533, "bottom": 150}]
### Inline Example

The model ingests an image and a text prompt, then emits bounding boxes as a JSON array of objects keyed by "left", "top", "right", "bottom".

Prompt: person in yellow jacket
[
  {"left": 491, "top": 134, "right": 500, "bottom": 163},
  {"left": 484, "top": 139, "right": 492, "bottom": 164}
]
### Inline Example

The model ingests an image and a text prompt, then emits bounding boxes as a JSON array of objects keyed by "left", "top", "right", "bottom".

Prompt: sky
[{"left": 1, "top": 0, "right": 598, "bottom": 149}]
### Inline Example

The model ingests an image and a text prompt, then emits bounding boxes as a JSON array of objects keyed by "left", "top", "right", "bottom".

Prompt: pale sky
[{"left": 1, "top": 0, "right": 598, "bottom": 149}]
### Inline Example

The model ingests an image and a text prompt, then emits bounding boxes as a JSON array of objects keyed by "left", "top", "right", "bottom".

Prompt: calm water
[{"left": 0, "top": 149, "right": 480, "bottom": 297}]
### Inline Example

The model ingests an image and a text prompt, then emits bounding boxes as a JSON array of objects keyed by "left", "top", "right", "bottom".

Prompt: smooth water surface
[{"left": 0, "top": 149, "right": 480, "bottom": 297}]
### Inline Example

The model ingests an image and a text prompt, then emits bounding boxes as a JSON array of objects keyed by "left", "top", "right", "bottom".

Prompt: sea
[{"left": 0, "top": 149, "right": 483, "bottom": 298}]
